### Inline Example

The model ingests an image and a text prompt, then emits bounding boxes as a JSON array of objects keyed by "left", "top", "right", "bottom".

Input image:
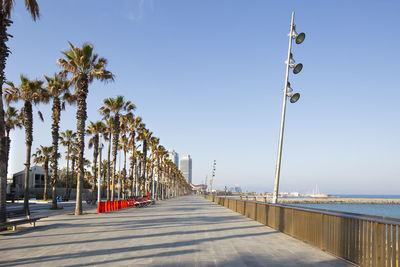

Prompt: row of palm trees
[
  {"left": 0, "top": 0, "right": 190, "bottom": 222},
  {"left": 3, "top": 43, "right": 191, "bottom": 216},
  {"left": 0, "top": 0, "right": 41, "bottom": 223},
  {"left": 67, "top": 106, "right": 192, "bottom": 205}
]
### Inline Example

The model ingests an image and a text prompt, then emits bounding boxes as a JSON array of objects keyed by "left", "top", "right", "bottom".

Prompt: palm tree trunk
[
  {"left": 5, "top": 130, "right": 9, "bottom": 177},
  {"left": 74, "top": 75, "right": 88, "bottom": 215},
  {"left": 130, "top": 150, "right": 134, "bottom": 197},
  {"left": 70, "top": 156, "right": 75, "bottom": 198},
  {"left": 151, "top": 161, "right": 155, "bottom": 199},
  {"left": 23, "top": 101, "right": 33, "bottom": 216},
  {"left": 51, "top": 97, "right": 60, "bottom": 209},
  {"left": 142, "top": 141, "right": 147, "bottom": 196},
  {"left": 135, "top": 156, "right": 138, "bottom": 196},
  {"left": 111, "top": 114, "right": 119, "bottom": 201},
  {"left": 107, "top": 132, "right": 111, "bottom": 201},
  {"left": 0, "top": 14, "right": 8, "bottom": 223},
  {"left": 65, "top": 145, "right": 69, "bottom": 198},
  {"left": 123, "top": 149, "right": 127, "bottom": 199},
  {"left": 0, "top": 11, "right": 11, "bottom": 223},
  {"left": 43, "top": 161, "right": 48, "bottom": 201},
  {"left": 91, "top": 135, "right": 98, "bottom": 203}
]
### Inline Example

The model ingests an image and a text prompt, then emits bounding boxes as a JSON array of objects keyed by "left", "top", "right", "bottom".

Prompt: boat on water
[
  {"left": 309, "top": 185, "right": 329, "bottom": 198},
  {"left": 309, "top": 193, "right": 329, "bottom": 198}
]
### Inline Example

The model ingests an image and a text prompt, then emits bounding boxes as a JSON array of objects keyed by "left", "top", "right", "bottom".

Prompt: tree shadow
[{"left": 0, "top": 231, "right": 277, "bottom": 265}]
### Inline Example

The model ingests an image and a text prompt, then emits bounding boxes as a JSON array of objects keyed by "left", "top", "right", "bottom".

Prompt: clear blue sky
[{"left": 6, "top": 0, "right": 400, "bottom": 194}]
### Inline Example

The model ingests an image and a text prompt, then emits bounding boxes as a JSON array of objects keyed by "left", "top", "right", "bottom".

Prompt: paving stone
[{"left": 0, "top": 196, "right": 353, "bottom": 266}]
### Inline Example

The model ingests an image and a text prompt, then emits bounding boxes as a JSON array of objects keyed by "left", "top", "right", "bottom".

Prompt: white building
[
  {"left": 167, "top": 149, "right": 179, "bottom": 168},
  {"left": 13, "top": 165, "right": 49, "bottom": 189},
  {"left": 180, "top": 154, "right": 192, "bottom": 184}
]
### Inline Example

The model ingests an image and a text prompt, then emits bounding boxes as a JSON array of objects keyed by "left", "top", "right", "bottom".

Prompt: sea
[{"left": 287, "top": 195, "right": 400, "bottom": 220}]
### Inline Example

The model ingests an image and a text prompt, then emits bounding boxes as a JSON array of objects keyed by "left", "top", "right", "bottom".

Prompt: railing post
[{"left": 374, "top": 222, "right": 384, "bottom": 266}]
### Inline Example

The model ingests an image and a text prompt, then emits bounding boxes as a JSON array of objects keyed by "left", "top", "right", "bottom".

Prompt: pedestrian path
[{"left": 0, "top": 196, "right": 353, "bottom": 266}]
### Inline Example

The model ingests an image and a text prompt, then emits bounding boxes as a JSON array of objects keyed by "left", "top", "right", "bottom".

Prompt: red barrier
[
  {"left": 97, "top": 202, "right": 106, "bottom": 213},
  {"left": 98, "top": 199, "right": 140, "bottom": 214}
]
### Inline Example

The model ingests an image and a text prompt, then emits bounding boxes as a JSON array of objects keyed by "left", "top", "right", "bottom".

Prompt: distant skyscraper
[
  {"left": 167, "top": 149, "right": 179, "bottom": 168},
  {"left": 180, "top": 154, "right": 192, "bottom": 184}
]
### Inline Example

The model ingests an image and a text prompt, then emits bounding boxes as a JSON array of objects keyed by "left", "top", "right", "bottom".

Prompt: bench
[
  {"left": 135, "top": 197, "right": 155, "bottom": 207},
  {"left": 6, "top": 209, "right": 26, "bottom": 219},
  {"left": 1, "top": 209, "right": 47, "bottom": 231}
]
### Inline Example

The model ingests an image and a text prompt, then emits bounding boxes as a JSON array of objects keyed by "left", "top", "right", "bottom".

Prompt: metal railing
[{"left": 205, "top": 196, "right": 399, "bottom": 267}]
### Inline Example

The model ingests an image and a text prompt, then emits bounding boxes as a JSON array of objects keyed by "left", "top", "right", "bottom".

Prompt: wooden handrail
[{"left": 206, "top": 195, "right": 400, "bottom": 266}]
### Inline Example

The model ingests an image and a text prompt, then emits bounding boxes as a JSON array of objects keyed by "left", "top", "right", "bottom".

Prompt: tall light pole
[
  {"left": 97, "top": 134, "right": 104, "bottom": 204},
  {"left": 210, "top": 160, "right": 216, "bottom": 195},
  {"left": 272, "top": 12, "right": 305, "bottom": 204}
]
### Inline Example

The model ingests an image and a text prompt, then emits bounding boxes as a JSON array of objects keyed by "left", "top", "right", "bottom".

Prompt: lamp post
[
  {"left": 272, "top": 12, "right": 305, "bottom": 204},
  {"left": 152, "top": 169, "right": 155, "bottom": 199},
  {"left": 97, "top": 134, "right": 104, "bottom": 204}
]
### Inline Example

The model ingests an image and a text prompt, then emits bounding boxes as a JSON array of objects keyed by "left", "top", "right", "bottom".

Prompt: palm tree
[
  {"left": 163, "top": 159, "right": 173, "bottom": 199},
  {"left": 119, "top": 113, "right": 132, "bottom": 198},
  {"left": 149, "top": 136, "right": 159, "bottom": 198},
  {"left": 127, "top": 115, "right": 141, "bottom": 197},
  {"left": 154, "top": 145, "right": 167, "bottom": 199},
  {"left": 44, "top": 73, "right": 74, "bottom": 209},
  {"left": 58, "top": 42, "right": 114, "bottom": 215},
  {"left": 99, "top": 96, "right": 135, "bottom": 200},
  {"left": 4, "top": 75, "right": 47, "bottom": 215},
  {"left": 87, "top": 120, "right": 106, "bottom": 202},
  {"left": 0, "top": 0, "right": 40, "bottom": 224},
  {"left": 4, "top": 106, "right": 22, "bottom": 178},
  {"left": 134, "top": 150, "right": 143, "bottom": 196},
  {"left": 60, "top": 130, "right": 76, "bottom": 198},
  {"left": 100, "top": 159, "right": 108, "bottom": 197},
  {"left": 119, "top": 134, "right": 129, "bottom": 198},
  {"left": 69, "top": 143, "right": 79, "bottom": 192},
  {"left": 137, "top": 125, "right": 152, "bottom": 196},
  {"left": 103, "top": 116, "right": 113, "bottom": 201},
  {"left": 32, "top": 145, "right": 52, "bottom": 201}
]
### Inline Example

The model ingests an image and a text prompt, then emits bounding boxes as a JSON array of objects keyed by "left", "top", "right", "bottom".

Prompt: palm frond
[
  {"left": 3, "top": 0, "right": 14, "bottom": 18},
  {"left": 24, "top": 0, "right": 40, "bottom": 21},
  {"left": 37, "top": 110, "right": 44, "bottom": 121}
]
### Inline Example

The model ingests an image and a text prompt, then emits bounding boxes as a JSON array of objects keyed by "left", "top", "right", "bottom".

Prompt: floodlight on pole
[
  {"left": 292, "top": 63, "right": 303, "bottom": 74},
  {"left": 289, "top": 93, "right": 300, "bottom": 103},
  {"left": 272, "top": 12, "right": 305, "bottom": 204},
  {"left": 288, "top": 53, "right": 303, "bottom": 74},
  {"left": 295, "top": 32, "right": 306, "bottom": 44}
]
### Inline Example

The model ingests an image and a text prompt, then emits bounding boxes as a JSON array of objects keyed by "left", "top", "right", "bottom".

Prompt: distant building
[
  {"left": 234, "top": 186, "right": 242, "bottom": 193},
  {"left": 180, "top": 154, "right": 192, "bottom": 184},
  {"left": 167, "top": 149, "right": 179, "bottom": 168},
  {"left": 191, "top": 184, "right": 207, "bottom": 194},
  {"left": 13, "top": 165, "right": 50, "bottom": 190}
]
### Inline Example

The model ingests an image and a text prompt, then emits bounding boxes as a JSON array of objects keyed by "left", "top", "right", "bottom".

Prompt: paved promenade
[{"left": 0, "top": 196, "right": 353, "bottom": 266}]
